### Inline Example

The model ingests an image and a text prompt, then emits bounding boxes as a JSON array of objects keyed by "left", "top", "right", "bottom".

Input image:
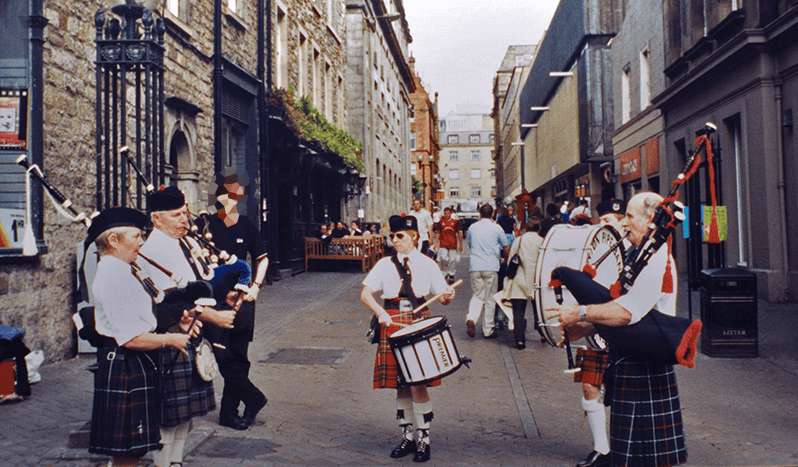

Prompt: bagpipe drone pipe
[{"left": 547, "top": 124, "right": 720, "bottom": 368}]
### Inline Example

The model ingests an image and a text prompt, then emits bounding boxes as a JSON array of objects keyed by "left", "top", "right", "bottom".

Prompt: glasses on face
[{"left": 389, "top": 232, "right": 408, "bottom": 240}]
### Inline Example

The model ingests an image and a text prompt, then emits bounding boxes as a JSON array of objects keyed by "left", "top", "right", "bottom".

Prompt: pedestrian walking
[
  {"left": 436, "top": 206, "right": 462, "bottom": 284},
  {"left": 360, "top": 214, "right": 456, "bottom": 463},
  {"left": 465, "top": 204, "right": 510, "bottom": 339}
]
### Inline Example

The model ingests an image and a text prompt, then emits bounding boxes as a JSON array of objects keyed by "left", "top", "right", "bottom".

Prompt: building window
[
  {"left": 276, "top": 9, "right": 287, "bottom": 88},
  {"left": 447, "top": 134, "right": 459, "bottom": 144},
  {"left": 410, "top": 131, "right": 416, "bottom": 149},
  {"left": 471, "top": 186, "right": 481, "bottom": 197},
  {"left": 450, "top": 188, "right": 459, "bottom": 197},
  {"left": 298, "top": 33, "right": 307, "bottom": 97},
  {"left": 449, "top": 151, "right": 458, "bottom": 161},
  {"left": 489, "top": 133, "right": 495, "bottom": 143},
  {"left": 410, "top": 106, "right": 415, "bottom": 121},
  {"left": 312, "top": 48, "right": 320, "bottom": 107},
  {"left": 167, "top": 0, "right": 179, "bottom": 16},
  {"left": 410, "top": 164, "right": 417, "bottom": 177},
  {"left": 621, "top": 64, "right": 631, "bottom": 124},
  {"left": 471, "top": 150, "right": 480, "bottom": 161},
  {"left": 449, "top": 169, "right": 459, "bottom": 180},
  {"left": 470, "top": 168, "right": 481, "bottom": 179},
  {"left": 489, "top": 168, "right": 495, "bottom": 178},
  {"left": 640, "top": 49, "right": 650, "bottom": 109},
  {"left": 469, "top": 134, "right": 480, "bottom": 143}
]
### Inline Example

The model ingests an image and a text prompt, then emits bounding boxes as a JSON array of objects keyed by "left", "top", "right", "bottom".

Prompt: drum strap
[{"left": 391, "top": 254, "right": 420, "bottom": 308}]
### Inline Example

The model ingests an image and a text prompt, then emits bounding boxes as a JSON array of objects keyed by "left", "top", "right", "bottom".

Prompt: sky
[{"left": 402, "top": 0, "right": 561, "bottom": 116}]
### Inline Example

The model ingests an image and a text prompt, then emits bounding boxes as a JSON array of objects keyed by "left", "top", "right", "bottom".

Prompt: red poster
[{"left": 0, "top": 89, "right": 28, "bottom": 150}]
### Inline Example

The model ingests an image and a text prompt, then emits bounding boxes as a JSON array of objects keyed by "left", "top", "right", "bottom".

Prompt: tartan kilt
[
  {"left": 89, "top": 349, "right": 161, "bottom": 457},
  {"left": 373, "top": 304, "right": 441, "bottom": 390},
  {"left": 574, "top": 348, "right": 609, "bottom": 385},
  {"left": 160, "top": 340, "right": 216, "bottom": 427},
  {"left": 608, "top": 360, "right": 687, "bottom": 467}
]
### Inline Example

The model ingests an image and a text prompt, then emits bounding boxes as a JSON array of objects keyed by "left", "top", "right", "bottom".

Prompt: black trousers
[
  {"left": 511, "top": 299, "right": 537, "bottom": 345},
  {"left": 212, "top": 302, "right": 264, "bottom": 415}
]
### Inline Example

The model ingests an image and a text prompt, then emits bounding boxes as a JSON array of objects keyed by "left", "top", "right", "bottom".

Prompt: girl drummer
[{"left": 360, "top": 214, "right": 455, "bottom": 463}]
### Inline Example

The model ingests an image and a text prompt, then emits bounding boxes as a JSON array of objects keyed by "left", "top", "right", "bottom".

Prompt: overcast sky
[{"left": 402, "top": 0, "right": 561, "bottom": 116}]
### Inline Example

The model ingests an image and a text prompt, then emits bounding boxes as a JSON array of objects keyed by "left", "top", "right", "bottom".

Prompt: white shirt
[
  {"left": 613, "top": 246, "right": 677, "bottom": 324},
  {"left": 93, "top": 255, "right": 157, "bottom": 346},
  {"left": 138, "top": 228, "right": 198, "bottom": 291},
  {"left": 571, "top": 206, "right": 591, "bottom": 218},
  {"left": 409, "top": 209, "right": 434, "bottom": 243},
  {"left": 363, "top": 249, "right": 448, "bottom": 299}
]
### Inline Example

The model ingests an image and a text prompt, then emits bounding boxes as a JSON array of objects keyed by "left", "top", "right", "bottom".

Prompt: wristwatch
[{"left": 578, "top": 305, "right": 588, "bottom": 322}]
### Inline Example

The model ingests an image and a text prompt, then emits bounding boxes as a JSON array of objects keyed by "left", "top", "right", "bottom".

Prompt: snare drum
[
  {"left": 389, "top": 316, "right": 462, "bottom": 386},
  {"left": 535, "top": 224, "right": 624, "bottom": 350}
]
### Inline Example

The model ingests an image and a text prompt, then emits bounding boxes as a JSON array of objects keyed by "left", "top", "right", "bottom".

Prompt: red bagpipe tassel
[
  {"left": 609, "top": 281, "right": 622, "bottom": 299},
  {"left": 676, "top": 320, "right": 703, "bottom": 368},
  {"left": 547, "top": 279, "right": 563, "bottom": 289},
  {"left": 708, "top": 208, "right": 721, "bottom": 244},
  {"left": 661, "top": 236, "right": 674, "bottom": 294},
  {"left": 582, "top": 263, "right": 597, "bottom": 278}
]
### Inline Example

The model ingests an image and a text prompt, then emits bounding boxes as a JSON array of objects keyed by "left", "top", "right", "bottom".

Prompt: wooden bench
[{"left": 304, "top": 236, "right": 386, "bottom": 272}]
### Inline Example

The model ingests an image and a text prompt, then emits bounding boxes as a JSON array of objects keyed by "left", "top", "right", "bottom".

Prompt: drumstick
[{"left": 410, "top": 279, "right": 463, "bottom": 317}]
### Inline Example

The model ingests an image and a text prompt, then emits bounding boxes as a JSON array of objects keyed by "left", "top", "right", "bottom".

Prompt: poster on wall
[
  {"left": 0, "top": 208, "right": 26, "bottom": 249},
  {"left": 0, "top": 89, "right": 28, "bottom": 150}
]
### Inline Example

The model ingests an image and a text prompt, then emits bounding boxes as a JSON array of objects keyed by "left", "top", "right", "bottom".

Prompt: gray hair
[
  {"left": 634, "top": 192, "right": 664, "bottom": 220},
  {"left": 95, "top": 226, "right": 138, "bottom": 256}
]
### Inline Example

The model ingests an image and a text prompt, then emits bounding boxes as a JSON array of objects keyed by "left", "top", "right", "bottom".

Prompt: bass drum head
[
  {"left": 535, "top": 224, "right": 622, "bottom": 350},
  {"left": 389, "top": 316, "right": 447, "bottom": 346}
]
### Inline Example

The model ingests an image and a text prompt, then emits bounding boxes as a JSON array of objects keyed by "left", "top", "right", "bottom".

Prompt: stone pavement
[{"left": 2, "top": 253, "right": 798, "bottom": 467}]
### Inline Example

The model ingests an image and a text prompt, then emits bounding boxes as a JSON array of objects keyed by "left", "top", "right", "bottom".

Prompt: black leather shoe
[
  {"left": 241, "top": 395, "right": 268, "bottom": 427},
  {"left": 413, "top": 439, "right": 430, "bottom": 462},
  {"left": 576, "top": 450, "right": 610, "bottom": 467},
  {"left": 389, "top": 438, "right": 416, "bottom": 458},
  {"left": 219, "top": 413, "right": 248, "bottom": 430}
]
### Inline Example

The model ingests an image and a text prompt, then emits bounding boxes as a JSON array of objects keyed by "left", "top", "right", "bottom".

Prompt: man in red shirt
[{"left": 436, "top": 207, "right": 462, "bottom": 284}]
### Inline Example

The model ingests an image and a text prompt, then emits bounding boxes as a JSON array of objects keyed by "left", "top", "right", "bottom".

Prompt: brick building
[{"left": 408, "top": 56, "right": 439, "bottom": 211}]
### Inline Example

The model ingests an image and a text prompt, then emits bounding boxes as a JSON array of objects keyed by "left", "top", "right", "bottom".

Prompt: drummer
[{"left": 360, "top": 214, "right": 455, "bottom": 463}]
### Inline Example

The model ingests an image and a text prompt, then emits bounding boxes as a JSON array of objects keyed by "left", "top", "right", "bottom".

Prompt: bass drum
[{"left": 534, "top": 224, "right": 624, "bottom": 350}]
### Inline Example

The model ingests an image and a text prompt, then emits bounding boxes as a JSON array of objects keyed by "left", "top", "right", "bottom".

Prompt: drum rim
[
  {"left": 535, "top": 224, "right": 621, "bottom": 350},
  {"left": 389, "top": 316, "right": 447, "bottom": 341}
]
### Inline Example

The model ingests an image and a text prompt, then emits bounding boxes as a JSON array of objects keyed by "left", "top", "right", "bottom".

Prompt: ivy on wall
[{"left": 267, "top": 86, "right": 365, "bottom": 172}]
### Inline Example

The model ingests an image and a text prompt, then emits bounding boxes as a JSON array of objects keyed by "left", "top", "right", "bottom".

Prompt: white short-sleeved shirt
[
  {"left": 138, "top": 228, "right": 197, "bottom": 291},
  {"left": 409, "top": 209, "right": 434, "bottom": 243},
  {"left": 93, "top": 255, "right": 157, "bottom": 346},
  {"left": 363, "top": 249, "right": 448, "bottom": 299},
  {"left": 613, "top": 246, "right": 677, "bottom": 324}
]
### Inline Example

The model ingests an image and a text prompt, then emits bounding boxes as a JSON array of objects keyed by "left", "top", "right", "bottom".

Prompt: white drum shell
[
  {"left": 389, "top": 317, "right": 462, "bottom": 386},
  {"left": 534, "top": 224, "right": 623, "bottom": 350}
]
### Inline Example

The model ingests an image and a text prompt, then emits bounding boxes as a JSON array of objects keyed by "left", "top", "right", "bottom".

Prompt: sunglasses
[{"left": 389, "top": 232, "right": 409, "bottom": 240}]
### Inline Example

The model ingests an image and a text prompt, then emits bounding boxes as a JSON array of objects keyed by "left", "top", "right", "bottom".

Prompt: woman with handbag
[
  {"left": 502, "top": 217, "right": 543, "bottom": 349},
  {"left": 360, "top": 214, "right": 456, "bottom": 463}
]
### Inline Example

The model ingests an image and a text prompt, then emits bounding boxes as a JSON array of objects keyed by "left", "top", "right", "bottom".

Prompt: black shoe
[
  {"left": 516, "top": 341, "right": 526, "bottom": 349},
  {"left": 219, "top": 413, "right": 248, "bottom": 430},
  {"left": 390, "top": 437, "right": 416, "bottom": 458},
  {"left": 241, "top": 394, "right": 268, "bottom": 427},
  {"left": 413, "top": 439, "right": 430, "bottom": 462},
  {"left": 577, "top": 450, "right": 610, "bottom": 467}
]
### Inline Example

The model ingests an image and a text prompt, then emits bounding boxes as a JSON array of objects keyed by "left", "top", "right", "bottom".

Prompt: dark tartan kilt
[
  {"left": 574, "top": 348, "right": 609, "bottom": 385},
  {"left": 608, "top": 360, "right": 687, "bottom": 467},
  {"left": 89, "top": 348, "right": 162, "bottom": 457},
  {"left": 373, "top": 304, "right": 441, "bottom": 390},
  {"left": 160, "top": 340, "right": 216, "bottom": 427}
]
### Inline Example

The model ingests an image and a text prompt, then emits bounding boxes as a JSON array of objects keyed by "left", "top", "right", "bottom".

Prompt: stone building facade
[
  {"left": 345, "top": 0, "right": 414, "bottom": 225},
  {"left": 0, "top": 0, "right": 359, "bottom": 359},
  {"left": 493, "top": 45, "right": 535, "bottom": 202},
  {"left": 438, "top": 114, "right": 496, "bottom": 209},
  {"left": 408, "top": 56, "right": 439, "bottom": 211}
]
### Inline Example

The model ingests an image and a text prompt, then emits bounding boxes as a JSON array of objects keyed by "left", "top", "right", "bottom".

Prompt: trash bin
[{"left": 699, "top": 268, "right": 758, "bottom": 358}]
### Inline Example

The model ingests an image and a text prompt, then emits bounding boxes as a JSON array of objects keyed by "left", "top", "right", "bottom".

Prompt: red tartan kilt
[
  {"left": 573, "top": 348, "right": 609, "bottom": 385},
  {"left": 373, "top": 306, "right": 442, "bottom": 389}
]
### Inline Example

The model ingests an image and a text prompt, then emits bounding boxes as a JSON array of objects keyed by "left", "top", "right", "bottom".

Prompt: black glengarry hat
[
  {"left": 596, "top": 198, "right": 626, "bottom": 217},
  {"left": 148, "top": 186, "right": 186, "bottom": 212},
  {"left": 389, "top": 214, "right": 418, "bottom": 233},
  {"left": 86, "top": 207, "right": 148, "bottom": 245}
]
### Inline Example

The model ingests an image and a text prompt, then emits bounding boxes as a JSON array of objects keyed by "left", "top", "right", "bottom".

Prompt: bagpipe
[{"left": 548, "top": 123, "right": 719, "bottom": 369}]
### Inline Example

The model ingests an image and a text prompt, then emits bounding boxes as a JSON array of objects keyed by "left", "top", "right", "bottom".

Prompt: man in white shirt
[
  {"left": 546, "top": 193, "right": 687, "bottom": 467},
  {"left": 409, "top": 198, "right": 434, "bottom": 255}
]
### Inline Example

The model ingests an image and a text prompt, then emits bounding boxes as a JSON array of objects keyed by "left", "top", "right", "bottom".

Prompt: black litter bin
[{"left": 699, "top": 268, "right": 758, "bottom": 358}]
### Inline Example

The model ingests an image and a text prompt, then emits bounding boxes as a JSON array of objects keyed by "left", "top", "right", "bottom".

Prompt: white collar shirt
[
  {"left": 363, "top": 249, "right": 448, "bottom": 300},
  {"left": 93, "top": 255, "right": 157, "bottom": 346},
  {"left": 138, "top": 227, "right": 197, "bottom": 291},
  {"left": 613, "top": 246, "right": 677, "bottom": 324}
]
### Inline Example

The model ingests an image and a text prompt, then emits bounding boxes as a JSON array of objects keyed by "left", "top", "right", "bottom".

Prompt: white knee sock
[
  {"left": 412, "top": 401, "right": 433, "bottom": 444},
  {"left": 582, "top": 397, "right": 609, "bottom": 455},
  {"left": 396, "top": 394, "right": 415, "bottom": 440},
  {"left": 170, "top": 422, "right": 190, "bottom": 464},
  {"left": 153, "top": 425, "right": 176, "bottom": 467}
]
